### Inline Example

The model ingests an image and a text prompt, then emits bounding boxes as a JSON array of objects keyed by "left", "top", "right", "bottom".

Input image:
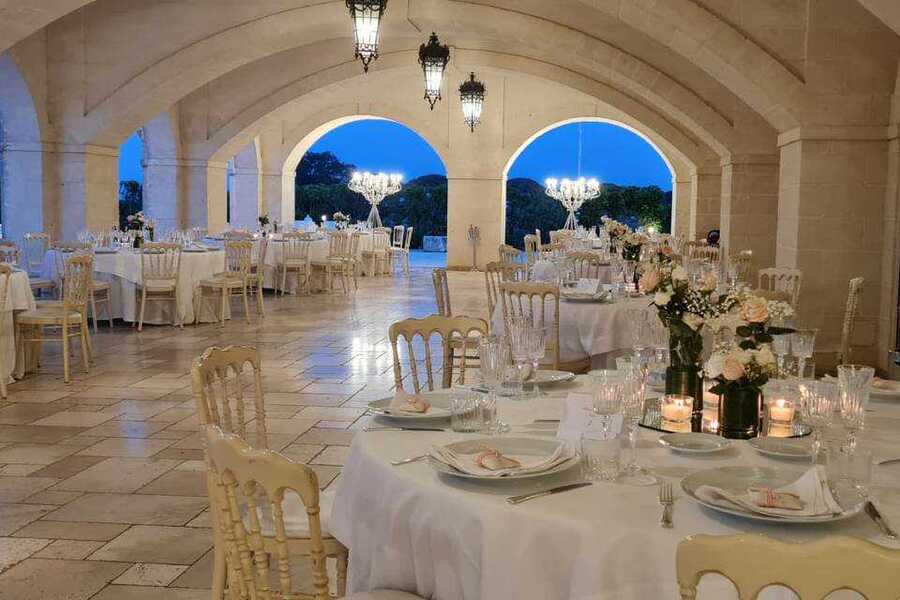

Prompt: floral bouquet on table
[
  {"left": 704, "top": 292, "right": 794, "bottom": 438},
  {"left": 620, "top": 232, "right": 647, "bottom": 261},
  {"left": 601, "top": 216, "right": 631, "bottom": 242},
  {"left": 125, "top": 211, "right": 149, "bottom": 231},
  {"left": 258, "top": 213, "right": 270, "bottom": 231},
  {"left": 332, "top": 212, "right": 351, "bottom": 229},
  {"left": 639, "top": 262, "right": 718, "bottom": 410}
]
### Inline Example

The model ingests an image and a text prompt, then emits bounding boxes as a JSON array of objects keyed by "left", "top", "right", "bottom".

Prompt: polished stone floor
[{"left": 0, "top": 267, "right": 486, "bottom": 599}]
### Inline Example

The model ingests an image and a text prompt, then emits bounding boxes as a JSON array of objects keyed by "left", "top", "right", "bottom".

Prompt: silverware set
[
  {"left": 506, "top": 482, "right": 592, "bottom": 505},
  {"left": 364, "top": 426, "right": 447, "bottom": 432},
  {"left": 659, "top": 482, "right": 674, "bottom": 528}
]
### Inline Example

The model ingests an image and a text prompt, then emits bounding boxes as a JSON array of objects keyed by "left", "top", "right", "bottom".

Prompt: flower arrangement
[
  {"left": 600, "top": 216, "right": 631, "bottom": 241},
  {"left": 125, "top": 211, "right": 150, "bottom": 231},
  {"left": 620, "top": 232, "right": 647, "bottom": 261},
  {"left": 258, "top": 213, "right": 270, "bottom": 228},
  {"left": 705, "top": 343, "right": 777, "bottom": 392},
  {"left": 332, "top": 212, "right": 351, "bottom": 229}
]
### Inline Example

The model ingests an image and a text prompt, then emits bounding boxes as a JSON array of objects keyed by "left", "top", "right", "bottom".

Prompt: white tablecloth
[
  {"left": 330, "top": 378, "right": 900, "bottom": 599},
  {"left": 2, "top": 270, "right": 36, "bottom": 381},
  {"left": 491, "top": 292, "right": 653, "bottom": 365},
  {"left": 41, "top": 249, "right": 226, "bottom": 324}
]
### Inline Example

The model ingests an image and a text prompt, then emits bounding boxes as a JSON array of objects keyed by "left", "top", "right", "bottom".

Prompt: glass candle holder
[
  {"left": 766, "top": 397, "right": 796, "bottom": 425},
  {"left": 660, "top": 394, "right": 693, "bottom": 423},
  {"left": 702, "top": 381, "right": 720, "bottom": 410}
]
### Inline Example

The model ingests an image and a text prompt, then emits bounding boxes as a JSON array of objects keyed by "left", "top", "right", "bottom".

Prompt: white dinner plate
[
  {"left": 93, "top": 248, "right": 119, "bottom": 254},
  {"left": 748, "top": 436, "right": 812, "bottom": 459},
  {"left": 871, "top": 379, "right": 900, "bottom": 400},
  {"left": 429, "top": 437, "right": 580, "bottom": 481},
  {"left": 368, "top": 389, "right": 453, "bottom": 421},
  {"left": 183, "top": 247, "right": 208, "bottom": 253},
  {"left": 561, "top": 292, "right": 611, "bottom": 303},
  {"left": 659, "top": 432, "right": 731, "bottom": 454},
  {"left": 681, "top": 466, "right": 864, "bottom": 523}
]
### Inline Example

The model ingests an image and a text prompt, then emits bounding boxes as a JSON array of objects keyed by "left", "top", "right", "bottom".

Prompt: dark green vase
[
  {"left": 720, "top": 387, "right": 760, "bottom": 439},
  {"left": 665, "top": 366, "right": 703, "bottom": 417}
]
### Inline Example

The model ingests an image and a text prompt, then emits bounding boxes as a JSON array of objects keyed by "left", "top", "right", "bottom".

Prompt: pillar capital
[{"left": 777, "top": 126, "right": 894, "bottom": 147}]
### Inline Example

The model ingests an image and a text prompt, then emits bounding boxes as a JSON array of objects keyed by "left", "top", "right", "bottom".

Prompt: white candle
[
  {"left": 661, "top": 395, "right": 693, "bottom": 423},
  {"left": 767, "top": 398, "right": 795, "bottom": 424},
  {"left": 703, "top": 386, "right": 720, "bottom": 410}
]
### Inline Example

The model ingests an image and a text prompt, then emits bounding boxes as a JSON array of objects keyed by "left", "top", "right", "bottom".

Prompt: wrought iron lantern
[
  {"left": 459, "top": 72, "right": 486, "bottom": 132},
  {"left": 346, "top": 0, "right": 388, "bottom": 72},
  {"left": 418, "top": 32, "right": 450, "bottom": 110}
]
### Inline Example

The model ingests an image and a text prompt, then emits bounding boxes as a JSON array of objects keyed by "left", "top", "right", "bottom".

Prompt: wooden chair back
[
  {"left": 281, "top": 233, "right": 311, "bottom": 264},
  {"left": 729, "top": 250, "right": 752, "bottom": 281},
  {"left": 840, "top": 277, "right": 864, "bottom": 365},
  {"left": 255, "top": 236, "right": 269, "bottom": 268},
  {"left": 687, "top": 241, "right": 720, "bottom": 263},
  {"left": 224, "top": 241, "right": 253, "bottom": 278},
  {"left": 549, "top": 230, "right": 575, "bottom": 244},
  {"left": 524, "top": 235, "right": 540, "bottom": 265},
  {"left": 23, "top": 232, "right": 50, "bottom": 275},
  {"left": 758, "top": 267, "right": 802, "bottom": 307},
  {"left": 140, "top": 242, "right": 181, "bottom": 284},
  {"left": 204, "top": 425, "right": 330, "bottom": 600},
  {"left": 62, "top": 254, "right": 93, "bottom": 312},
  {"left": 392, "top": 225, "right": 405, "bottom": 247},
  {"left": 498, "top": 244, "right": 521, "bottom": 264},
  {"left": 432, "top": 268, "right": 451, "bottom": 317},
  {"left": 534, "top": 229, "right": 543, "bottom": 250},
  {"left": 402, "top": 226, "right": 414, "bottom": 251},
  {"left": 325, "top": 231, "right": 346, "bottom": 258},
  {"left": 676, "top": 534, "right": 900, "bottom": 599},
  {"left": 389, "top": 315, "right": 488, "bottom": 391},
  {"left": 499, "top": 281, "right": 561, "bottom": 369},
  {"left": 222, "top": 229, "right": 252, "bottom": 240},
  {"left": 484, "top": 261, "right": 527, "bottom": 319},
  {"left": 191, "top": 346, "right": 268, "bottom": 449},
  {"left": 567, "top": 251, "right": 605, "bottom": 279},
  {"left": 0, "top": 241, "right": 19, "bottom": 265}
]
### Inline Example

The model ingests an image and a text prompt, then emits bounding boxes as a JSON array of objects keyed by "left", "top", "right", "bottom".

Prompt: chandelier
[
  {"left": 459, "top": 72, "right": 486, "bottom": 132},
  {"left": 348, "top": 171, "right": 402, "bottom": 228},
  {"left": 418, "top": 32, "right": 450, "bottom": 110},
  {"left": 545, "top": 177, "right": 601, "bottom": 230},
  {"left": 346, "top": 0, "right": 388, "bottom": 72}
]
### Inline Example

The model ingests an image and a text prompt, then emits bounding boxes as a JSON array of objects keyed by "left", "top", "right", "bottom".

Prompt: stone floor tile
[
  {"left": 0, "top": 425, "right": 87, "bottom": 444},
  {"left": 136, "top": 470, "right": 206, "bottom": 497},
  {"left": 30, "top": 411, "right": 117, "bottom": 428},
  {"left": 54, "top": 457, "right": 180, "bottom": 493},
  {"left": 0, "top": 503, "right": 57, "bottom": 536},
  {"left": 0, "top": 443, "right": 79, "bottom": 465},
  {"left": 75, "top": 437, "right": 176, "bottom": 458},
  {"left": 294, "top": 428, "right": 356, "bottom": 446},
  {"left": 33, "top": 539, "right": 105, "bottom": 559},
  {"left": 295, "top": 406, "right": 366, "bottom": 421},
  {"left": 28, "top": 455, "right": 107, "bottom": 479},
  {"left": 12, "top": 521, "right": 130, "bottom": 541},
  {"left": 112, "top": 562, "right": 189, "bottom": 586},
  {"left": 0, "top": 558, "right": 130, "bottom": 599},
  {"left": 280, "top": 444, "right": 326, "bottom": 463},
  {"left": 0, "top": 477, "right": 59, "bottom": 503},
  {"left": 46, "top": 494, "right": 207, "bottom": 526},
  {"left": 0, "top": 537, "right": 53, "bottom": 571},
  {"left": 3, "top": 390, "right": 72, "bottom": 404},
  {"left": 22, "top": 490, "right": 83, "bottom": 505},
  {"left": 88, "top": 525, "right": 212, "bottom": 565},
  {"left": 91, "top": 585, "right": 210, "bottom": 599},
  {"left": 168, "top": 548, "right": 214, "bottom": 589},
  {"left": 310, "top": 445, "right": 350, "bottom": 466},
  {"left": 0, "top": 464, "right": 44, "bottom": 476},
  {"left": 81, "top": 420, "right": 171, "bottom": 438}
]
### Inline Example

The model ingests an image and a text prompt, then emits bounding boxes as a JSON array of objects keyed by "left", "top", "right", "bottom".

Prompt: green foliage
[
  {"left": 118, "top": 180, "right": 143, "bottom": 229},
  {"left": 577, "top": 183, "right": 672, "bottom": 233},
  {"left": 505, "top": 178, "right": 567, "bottom": 248}
]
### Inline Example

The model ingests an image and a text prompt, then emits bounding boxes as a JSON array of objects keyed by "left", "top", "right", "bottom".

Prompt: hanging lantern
[
  {"left": 459, "top": 72, "right": 486, "bottom": 132},
  {"left": 418, "top": 32, "right": 450, "bottom": 110},
  {"left": 346, "top": 0, "right": 388, "bottom": 72}
]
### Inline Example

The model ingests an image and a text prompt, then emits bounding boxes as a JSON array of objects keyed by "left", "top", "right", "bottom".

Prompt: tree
[
  {"left": 118, "top": 180, "right": 143, "bottom": 229},
  {"left": 296, "top": 151, "right": 356, "bottom": 186}
]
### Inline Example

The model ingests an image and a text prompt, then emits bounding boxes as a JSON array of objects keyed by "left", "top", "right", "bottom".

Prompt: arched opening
[
  {"left": 118, "top": 130, "right": 144, "bottom": 229},
  {"left": 292, "top": 118, "right": 448, "bottom": 267},
  {"left": 503, "top": 120, "right": 674, "bottom": 248}
]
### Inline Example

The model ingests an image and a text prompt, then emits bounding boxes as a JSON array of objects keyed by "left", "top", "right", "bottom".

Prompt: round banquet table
[
  {"left": 490, "top": 290, "right": 654, "bottom": 367},
  {"left": 41, "top": 248, "right": 226, "bottom": 324},
  {"left": 2, "top": 270, "right": 36, "bottom": 381},
  {"left": 330, "top": 377, "right": 900, "bottom": 600}
]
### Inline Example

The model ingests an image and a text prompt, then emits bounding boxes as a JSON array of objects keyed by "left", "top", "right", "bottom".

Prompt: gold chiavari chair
[
  {"left": 499, "top": 281, "right": 590, "bottom": 373},
  {"left": 248, "top": 235, "right": 268, "bottom": 310},
  {"left": 135, "top": 242, "right": 182, "bottom": 331},
  {"left": 278, "top": 232, "right": 311, "bottom": 296},
  {"left": 549, "top": 229, "right": 575, "bottom": 244},
  {"left": 16, "top": 254, "right": 93, "bottom": 383},
  {"left": 728, "top": 250, "right": 753, "bottom": 282},
  {"left": 204, "top": 426, "right": 359, "bottom": 600},
  {"left": 524, "top": 234, "right": 540, "bottom": 265},
  {"left": 23, "top": 232, "right": 55, "bottom": 297},
  {"left": 566, "top": 251, "right": 605, "bottom": 279},
  {"left": 676, "top": 534, "right": 900, "bottom": 599},
  {"left": 0, "top": 241, "right": 19, "bottom": 265},
  {"left": 432, "top": 268, "right": 452, "bottom": 317},
  {"left": 360, "top": 230, "right": 383, "bottom": 279},
  {"left": 311, "top": 231, "right": 351, "bottom": 293},
  {"left": 389, "top": 315, "right": 489, "bottom": 391},
  {"left": 758, "top": 267, "right": 802, "bottom": 308},
  {"left": 484, "top": 261, "right": 528, "bottom": 324},
  {"left": 498, "top": 244, "right": 521, "bottom": 264},
  {"left": 196, "top": 240, "right": 254, "bottom": 325},
  {"left": 534, "top": 229, "right": 543, "bottom": 251},
  {"left": 0, "top": 265, "right": 11, "bottom": 398},
  {"left": 391, "top": 224, "right": 405, "bottom": 248},
  {"left": 389, "top": 226, "right": 414, "bottom": 275}
]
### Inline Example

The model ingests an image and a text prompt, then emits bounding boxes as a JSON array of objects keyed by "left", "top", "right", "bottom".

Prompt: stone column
[
  {"left": 229, "top": 142, "right": 261, "bottom": 230},
  {"left": 672, "top": 176, "right": 692, "bottom": 238},
  {"left": 691, "top": 165, "right": 721, "bottom": 241},
  {"left": 44, "top": 143, "right": 119, "bottom": 240},
  {"left": 447, "top": 177, "right": 504, "bottom": 270},
  {"left": 183, "top": 159, "right": 228, "bottom": 234},
  {"left": 719, "top": 154, "right": 779, "bottom": 274},
  {"left": 777, "top": 131, "right": 890, "bottom": 367},
  {"left": 143, "top": 158, "right": 182, "bottom": 232},
  {"left": 0, "top": 142, "right": 48, "bottom": 242},
  {"left": 257, "top": 128, "right": 294, "bottom": 226}
]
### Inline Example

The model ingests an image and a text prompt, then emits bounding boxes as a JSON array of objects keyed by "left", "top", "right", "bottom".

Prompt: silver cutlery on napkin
[
  {"left": 860, "top": 495, "right": 899, "bottom": 539},
  {"left": 876, "top": 457, "right": 900, "bottom": 466},
  {"left": 391, "top": 454, "right": 428, "bottom": 466},
  {"left": 364, "top": 426, "right": 447, "bottom": 432},
  {"left": 659, "top": 482, "right": 674, "bottom": 528},
  {"left": 506, "top": 482, "right": 592, "bottom": 505}
]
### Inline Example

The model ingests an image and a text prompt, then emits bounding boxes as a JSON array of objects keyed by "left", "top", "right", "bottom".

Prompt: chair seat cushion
[
  {"left": 346, "top": 592, "right": 426, "bottom": 600},
  {"left": 139, "top": 280, "right": 177, "bottom": 292},
  {"left": 29, "top": 278, "right": 55, "bottom": 288},
  {"left": 18, "top": 307, "right": 83, "bottom": 325},
  {"left": 242, "top": 488, "right": 335, "bottom": 538},
  {"left": 281, "top": 259, "right": 310, "bottom": 268},
  {"left": 200, "top": 276, "right": 244, "bottom": 288}
]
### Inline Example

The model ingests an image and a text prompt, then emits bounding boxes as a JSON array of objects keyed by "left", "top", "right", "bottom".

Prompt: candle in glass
[
  {"left": 661, "top": 394, "right": 693, "bottom": 423},
  {"left": 703, "top": 382, "right": 720, "bottom": 410},
  {"left": 767, "top": 398, "right": 795, "bottom": 424}
]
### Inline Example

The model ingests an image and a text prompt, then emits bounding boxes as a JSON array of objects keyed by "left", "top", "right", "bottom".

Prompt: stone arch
[
  {"left": 501, "top": 117, "right": 681, "bottom": 239},
  {"left": 0, "top": 54, "right": 47, "bottom": 242},
  {"left": 229, "top": 139, "right": 261, "bottom": 230}
]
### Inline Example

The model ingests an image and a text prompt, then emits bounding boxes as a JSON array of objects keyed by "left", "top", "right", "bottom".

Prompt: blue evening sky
[{"left": 118, "top": 119, "right": 672, "bottom": 190}]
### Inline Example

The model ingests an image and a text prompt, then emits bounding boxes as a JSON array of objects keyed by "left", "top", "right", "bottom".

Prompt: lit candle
[
  {"left": 702, "top": 408, "right": 719, "bottom": 433},
  {"left": 662, "top": 419, "right": 692, "bottom": 433},
  {"left": 767, "top": 423, "right": 793, "bottom": 438},
  {"left": 321, "top": 215, "right": 328, "bottom": 224},
  {"left": 767, "top": 398, "right": 795, "bottom": 424},
  {"left": 703, "top": 383, "right": 720, "bottom": 410},
  {"left": 661, "top": 395, "right": 693, "bottom": 423}
]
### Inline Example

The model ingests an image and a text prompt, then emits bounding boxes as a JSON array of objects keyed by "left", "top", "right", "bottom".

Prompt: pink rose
[
  {"left": 639, "top": 268, "right": 661, "bottom": 293},
  {"left": 700, "top": 272, "right": 718, "bottom": 292},
  {"left": 661, "top": 246, "right": 674, "bottom": 257},
  {"left": 722, "top": 357, "right": 745, "bottom": 381},
  {"left": 740, "top": 297, "right": 769, "bottom": 324}
]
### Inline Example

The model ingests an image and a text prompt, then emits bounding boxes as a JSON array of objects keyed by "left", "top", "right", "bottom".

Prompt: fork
[
  {"left": 659, "top": 482, "right": 674, "bottom": 528},
  {"left": 391, "top": 454, "right": 428, "bottom": 466}
]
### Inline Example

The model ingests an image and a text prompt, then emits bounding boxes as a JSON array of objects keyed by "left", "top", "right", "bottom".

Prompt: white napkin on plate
[
  {"left": 430, "top": 443, "right": 573, "bottom": 478},
  {"left": 385, "top": 388, "right": 430, "bottom": 415},
  {"left": 695, "top": 466, "right": 843, "bottom": 518}
]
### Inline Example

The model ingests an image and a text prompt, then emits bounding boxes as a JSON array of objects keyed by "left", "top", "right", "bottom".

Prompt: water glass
[
  {"left": 791, "top": 329, "right": 817, "bottom": 380},
  {"left": 591, "top": 373, "right": 623, "bottom": 436},
  {"left": 581, "top": 428, "right": 621, "bottom": 482},
  {"left": 826, "top": 448, "right": 872, "bottom": 490},
  {"left": 800, "top": 379, "right": 838, "bottom": 462},
  {"left": 450, "top": 388, "right": 482, "bottom": 433},
  {"left": 837, "top": 364, "right": 875, "bottom": 451},
  {"left": 771, "top": 333, "right": 791, "bottom": 377}
]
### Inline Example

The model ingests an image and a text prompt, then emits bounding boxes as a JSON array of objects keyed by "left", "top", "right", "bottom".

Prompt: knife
[
  {"left": 364, "top": 426, "right": 446, "bottom": 432},
  {"left": 864, "top": 501, "right": 899, "bottom": 539},
  {"left": 506, "top": 482, "right": 592, "bottom": 505}
]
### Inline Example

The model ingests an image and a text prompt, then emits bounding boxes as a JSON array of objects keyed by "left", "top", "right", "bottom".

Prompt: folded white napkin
[
  {"left": 695, "top": 466, "right": 843, "bottom": 518},
  {"left": 430, "top": 443, "right": 573, "bottom": 478},
  {"left": 386, "top": 388, "right": 430, "bottom": 414},
  {"left": 531, "top": 260, "right": 559, "bottom": 283}
]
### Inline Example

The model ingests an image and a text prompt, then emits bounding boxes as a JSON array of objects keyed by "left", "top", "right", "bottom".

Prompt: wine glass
[
  {"left": 791, "top": 329, "right": 817, "bottom": 380},
  {"left": 800, "top": 379, "right": 837, "bottom": 463},
  {"left": 506, "top": 318, "right": 532, "bottom": 395},
  {"left": 525, "top": 326, "right": 547, "bottom": 397},
  {"left": 771, "top": 333, "right": 791, "bottom": 378},
  {"left": 619, "top": 371, "right": 657, "bottom": 486},
  {"left": 591, "top": 371, "right": 623, "bottom": 437},
  {"left": 837, "top": 364, "right": 875, "bottom": 452},
  {"left": 478, "top": 336, "right": 510, "bottom": 435}
]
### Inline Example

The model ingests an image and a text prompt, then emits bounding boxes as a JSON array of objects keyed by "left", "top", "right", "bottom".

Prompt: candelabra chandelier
[
  {"left": 346, "top": 0, "right": 388, "bottom": 72},
  {"left": 418, "top": 32, "right": 450, "bottom": 110},
  {"left": 348, "top": 171, "right": 402, "bottom": 228},
  {"left": 544, "top": 177, "right": 601, "bottom": 230},
  {"left": 459, "top": 72, "right": 486, "bottom": 132}
]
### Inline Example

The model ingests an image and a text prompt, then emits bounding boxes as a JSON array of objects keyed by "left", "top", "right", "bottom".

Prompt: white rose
[
  {"left": 672, "top": 266, "right": 688, "bottom": 281},
  {"left": 654, "top": 290, "right": 673, "bottom": 306},
  {"left": 683, "top": 312, "right": 704, "bottom": 331},
  {"left": 756, "top": 345, "right": 776, "bottom": 367},
  {"left": 705, "top": 353, "right": 724, "bottom": 379}
]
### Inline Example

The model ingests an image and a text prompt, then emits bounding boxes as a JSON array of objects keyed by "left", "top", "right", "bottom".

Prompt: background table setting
[
  {"left": 331, "top": 370, "right": 900, "bottom": 600},
  {"left": 0, "top": 267, "right": 36, "bottom": 381}
]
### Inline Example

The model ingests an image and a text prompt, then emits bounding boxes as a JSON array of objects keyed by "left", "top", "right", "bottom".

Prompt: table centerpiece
[{"left": 125, "top": 211, "right": 154, "bottom": 248}]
